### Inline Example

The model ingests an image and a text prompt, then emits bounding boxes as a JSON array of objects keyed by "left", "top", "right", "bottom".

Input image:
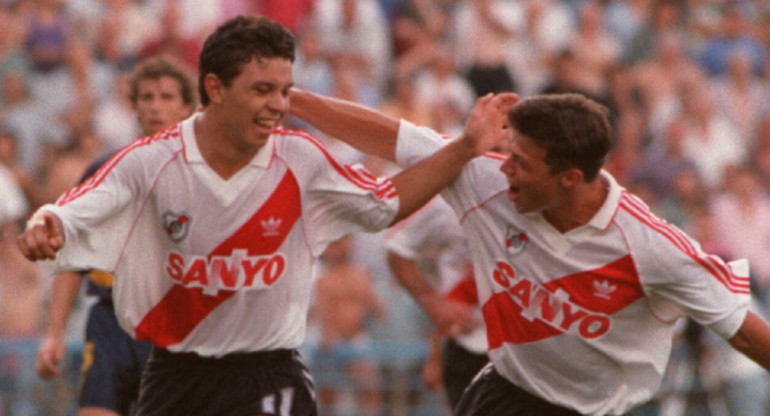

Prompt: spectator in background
[
  {"left": 24, "top": 0, "right": 69, "bottom": 76},
  {"left": 452, "top": 0, "right": 520, "bottom": 96},
  {"left": 699, "top": 4, "right": 768, "bottom": 77},
  {"left": 540, "top": 49, "right": 593, "bottom": 98},
  {"left": 0, "top": 4, "right": 30, "bottom": 108},
  {"left": 712, "top": 47, "right": 770, "bottom": 146},
  {"left": 138, "top": 0, "right": 202, "bottom": 72},
  {"left": 310, "top": 235, "right": 387, "bottom": 416},
  {"left": 629, "top": 31, "right": 705, "bottom": 140},
  {"left": 0, "top": 69, "right": 66, "bottom": 182},
  {"left": 413, "top": 43, "right": 475, "bottom": 122},
  {"left": 95, "top": 0, "right": 160, "bottom": 70},
  {"left": 380, "top": 74, "right": 432, "bottom": 128},
  {"left": 603, "top": 0, "right": 650, "bottom": 57},
  {"left": 0, "top": 128, "right": 43, "bottom": 215},
  {"left": 507, "top": 0, "right": 575, "bottom": 97},
  {"left": 657, "top": 166, "right": 710, "bottom": 232},
  {"left": 251, "top": 0, "right": 315, "bottom": 33},
  {"left": 141, "top": 0, "right": 224, "bottom": 69},
  {"left": 566, "top": 0, "right": 620, "bottom": 102},
  {"left": 313, "top": 0, "right": 391, "bottom": 91},
  {"left": 678, "top": 79, "right": 746, "bottom": 191},
  {"left": 0, "top": 149, "right": 39, "bottom": 416},
  {"left": 750, "top": 115, "right": 770, "bottom": 189},
  {"left": 629, "top": 116, "right": 698, "bottom": 202},
  {"left": 92, "top": 69, "right": 143, "bottom": 154},
  {"left": 622, "top": 0, "right": 685, "bottom": 65},
  {"left": 292, "top": 24, "right": 333, "bottom": 97},
  {"left": 711, "top": 165, "right": 770, "bottom": 305}
]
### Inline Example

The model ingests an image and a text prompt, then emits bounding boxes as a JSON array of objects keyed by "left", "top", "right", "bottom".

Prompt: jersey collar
[{"left": 586, "top": 170, "right": 622, "bottom": 231}]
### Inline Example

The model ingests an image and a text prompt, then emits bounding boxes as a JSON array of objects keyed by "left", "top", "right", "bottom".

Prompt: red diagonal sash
[{"left": 135, "top": 171, "right": 301, "bottom": 346}]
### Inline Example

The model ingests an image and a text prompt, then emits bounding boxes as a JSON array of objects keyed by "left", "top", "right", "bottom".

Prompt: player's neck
[
  {"left": 194, "top": 112, "right": 260, "bottom": 180},
  {"left": 543, "top": 178, "right": 609, "bottom": 233}
]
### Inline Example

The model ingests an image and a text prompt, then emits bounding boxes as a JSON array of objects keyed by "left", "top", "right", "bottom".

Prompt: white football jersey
[
  {"left": 384, "top": 196, "right": 487, "bottom": 353},
  {"left": 396, "top": 120, "right": 750, "bottom": 415},
  {"left": 45, "top": 114, "right": 399, "bottom": 357}
]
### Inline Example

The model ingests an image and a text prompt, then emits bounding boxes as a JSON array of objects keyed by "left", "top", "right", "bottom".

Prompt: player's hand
[
  {"left": 35, "top": 334, "right": 65, "bottom": 379},
  {"left": 459, "top": 92, "right": 519, "bottom": 157},
  {"left": 420, "top": 295, "right": 480, "bottom": 337},
  {"left": 17, "top": 209, "right": 65, "bottom": 261}
]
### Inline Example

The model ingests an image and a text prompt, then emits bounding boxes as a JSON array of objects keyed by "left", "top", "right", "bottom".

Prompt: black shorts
[
  {"left": 136, "top": 347, "right": 318, "bottom": 416},
  {"left": 455, "top": 364, "right": 583, "bottom": 416},
  {"left": 80, "top": 301, "right": 153, "bottom": 413},
  {"left": 441, "top": 338, "right": 489, "bottom": 411}
]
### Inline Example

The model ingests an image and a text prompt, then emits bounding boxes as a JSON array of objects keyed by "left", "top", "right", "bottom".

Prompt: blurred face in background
[{"left": 134, "top": 75, "right": 194, "bottom": 135}]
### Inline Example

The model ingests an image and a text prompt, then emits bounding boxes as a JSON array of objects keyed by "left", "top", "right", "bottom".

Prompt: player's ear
[
  {"left": 559, "top": 168, "right": 583, "bottom": 188},
  {"left": 203, "top": 73, "right": 224, "bottom": 104}
]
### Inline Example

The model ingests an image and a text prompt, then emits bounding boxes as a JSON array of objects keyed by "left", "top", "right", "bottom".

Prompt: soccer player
[
  {"left": 34, "top": 56, "right": 196, "bottom": 416},
  {"left": 384, "top": 196, "right": 489, "bottom": 409},
  {"left": 288, "top": 89, "right": 770, "bottom": 416},
  {"left": 17, "top": 16, "right": 513, "bottom": 415}
]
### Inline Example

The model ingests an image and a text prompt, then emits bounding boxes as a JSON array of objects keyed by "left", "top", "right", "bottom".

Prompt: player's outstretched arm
[
  {"left": 289, "top": 88, "right": 400, "bottom": 161},
  {"left": 728, "top": 311, "right": 770, "bottom": 371},
  {"left": 17, "top": 209, "right": 65, "bottom": 261},
  {"left": 388, "top": 93, "right": 518, "bottom": 223},
  {"left": 36, "top": 271, "right": 84, "bottom": 379}
]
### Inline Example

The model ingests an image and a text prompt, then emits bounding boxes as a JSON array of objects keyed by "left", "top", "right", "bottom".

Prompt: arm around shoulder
[{"left": 289, "top": 88, "right": 400, "bottom": 161}]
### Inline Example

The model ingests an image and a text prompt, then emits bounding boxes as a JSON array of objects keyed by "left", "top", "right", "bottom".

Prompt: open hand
[{"left": 460, "top": 92, "right": 519, "bottom": 157}]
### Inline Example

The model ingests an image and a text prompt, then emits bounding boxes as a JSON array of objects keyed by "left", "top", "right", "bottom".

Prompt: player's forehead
[
  {"left": 234, "top": 57, "right": 293, "bottom": 88},
  {"left": 509, "top": 128, "right": 547, "bottom": 162},
  {"left": 136, "top": 76, "right": 184, "bottom": 96}
]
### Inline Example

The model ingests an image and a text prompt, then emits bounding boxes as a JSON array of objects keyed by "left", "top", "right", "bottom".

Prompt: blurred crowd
[{"left": 0, "top": 0, "right": 769, "bottom": 415}]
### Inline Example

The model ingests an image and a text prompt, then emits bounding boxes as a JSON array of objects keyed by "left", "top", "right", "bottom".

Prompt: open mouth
[{"left": 508, "top": 185, "right": 520, "bottom": 201}]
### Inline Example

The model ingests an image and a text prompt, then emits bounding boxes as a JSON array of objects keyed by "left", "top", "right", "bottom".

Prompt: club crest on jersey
[
  {"left": 505, "top": 225, "right": 528, "bottom": 256},
  {"left": 261, "top": 216, "right": 282, "bottom": 237},
  {"left": 163, "top": 211, "right": 191, "bottom": 242}
]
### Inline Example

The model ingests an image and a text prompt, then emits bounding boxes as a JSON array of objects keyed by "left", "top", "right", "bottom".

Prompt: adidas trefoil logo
[
  {"left": 261, "top": 216, "right": 282, "bottom": 236},
  {"left": 593, "top": 279, "right": 617, "bottom": 299}
]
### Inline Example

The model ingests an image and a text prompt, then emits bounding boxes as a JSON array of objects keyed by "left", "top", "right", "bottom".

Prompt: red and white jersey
[
  {"left": 45, "top": 114, "right": 399, "bottom": 357},
  {"left": 396, "top": 121, "right": 750, "bottom": 415},
  {"left": 384, "top": 196, "right": 487, "bottom": 353}
]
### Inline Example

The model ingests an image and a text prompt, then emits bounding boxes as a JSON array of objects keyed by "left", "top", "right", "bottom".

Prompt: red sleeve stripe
[
  {"left": 59, "top": 126, "right": 183, "bottom": 205},
  {"left": 349, "top": 164, "right": 378, "bottom": 182},
  {"left": 619, "top": 193, "right": 750, "bottom": 294},
  {"left": 58, "top": 136, "right": 149, "bottom": 205},
  {"left": 276, "top": 129, "right": 396, "bottom": 199},
  {"left": 344, "top": 164, "right": 381, "bottom": 188},
  {"left": 621, "top": 194, "right": 696, "bottom": 255},
  {"left": 619, "top": 193, "right": 749, "bottom": 293}
]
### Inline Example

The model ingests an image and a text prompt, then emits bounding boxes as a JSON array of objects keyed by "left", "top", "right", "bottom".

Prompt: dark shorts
[
  {"left": 136, "top": 347, "right": 318, "bottom": 416},
  {"left": 80, "top": 301, "right": 153, "bottom": 413},
  {"left": 441, "top": 338, "right": 489, "bottom": 411},
  {"left": 455, "top": 364, "right": 584, "bottom": 416}
]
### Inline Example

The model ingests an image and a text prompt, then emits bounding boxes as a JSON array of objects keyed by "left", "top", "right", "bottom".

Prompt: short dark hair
[
  {"left": 129, "top": 57, "right": 197, "bottom": 108},
  {"left": 198, "top": 15, "right": 296, "bottom": 106},
  {"left": 507, "top": 93, "right": 611, "bottom": 182}
]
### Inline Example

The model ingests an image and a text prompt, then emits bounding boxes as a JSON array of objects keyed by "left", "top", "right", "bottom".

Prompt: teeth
[{"left": 257, "top": 120, "right": 277, "bottom": 128}]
